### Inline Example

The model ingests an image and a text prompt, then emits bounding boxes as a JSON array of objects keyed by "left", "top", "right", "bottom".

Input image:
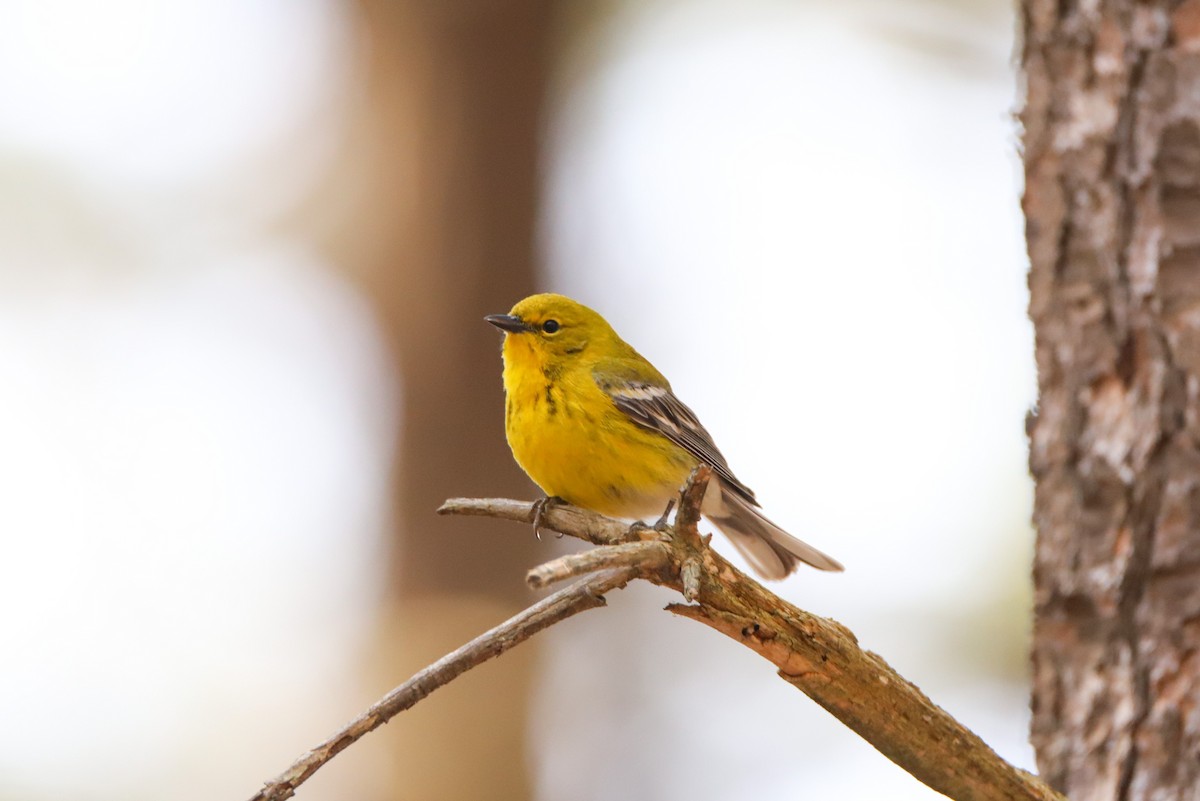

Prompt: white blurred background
[{"left": 0, "top": 1, "right": 1034, "bottom": 799}]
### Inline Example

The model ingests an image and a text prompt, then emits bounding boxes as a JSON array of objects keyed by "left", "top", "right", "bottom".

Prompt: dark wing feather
[{"left": 595, "top": 366, "right": 758, "bottom": 505}]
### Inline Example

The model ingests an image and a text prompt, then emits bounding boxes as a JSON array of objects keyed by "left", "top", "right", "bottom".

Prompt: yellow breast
[{"left": 500, "top": 337, "right": 693, "bottom": 518}]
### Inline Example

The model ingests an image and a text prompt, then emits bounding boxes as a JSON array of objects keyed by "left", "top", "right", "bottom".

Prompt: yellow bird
[{"left": 486, "top": 293, "right": 843, "bottom": 580}]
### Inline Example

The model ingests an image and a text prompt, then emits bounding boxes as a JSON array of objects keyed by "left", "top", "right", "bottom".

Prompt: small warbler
[{"left": 486, "top": 293, "right": 843, "bottom": 580}]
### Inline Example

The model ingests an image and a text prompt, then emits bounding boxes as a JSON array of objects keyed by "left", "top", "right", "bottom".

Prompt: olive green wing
[{"left": 592, "top": 363, "right": 758, "bottom": 505}]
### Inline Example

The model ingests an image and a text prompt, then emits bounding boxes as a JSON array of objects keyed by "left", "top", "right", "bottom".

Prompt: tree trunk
[{"left": 1024, "top": 1, "right": 1200, "bottom": 799}]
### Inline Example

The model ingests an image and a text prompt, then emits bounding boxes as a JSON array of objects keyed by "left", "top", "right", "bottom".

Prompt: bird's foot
[
  {"left": 627, "top": 499, "right": 676, "bottom": 541},
  {"left": 531, "top": 495, "right": 565, "bottom": 540},
  {"left": 653, "top": 499, "right": 676, "bottom": 533}
]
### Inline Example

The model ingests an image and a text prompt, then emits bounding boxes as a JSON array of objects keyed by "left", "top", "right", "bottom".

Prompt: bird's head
[{"left": 486, "top": 293, "right": 615, "bottom": 366}]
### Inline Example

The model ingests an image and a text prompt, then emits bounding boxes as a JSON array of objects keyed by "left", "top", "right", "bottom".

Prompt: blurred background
[{"left": 0, "top": 1, "right": 1032, "bottom": 799}]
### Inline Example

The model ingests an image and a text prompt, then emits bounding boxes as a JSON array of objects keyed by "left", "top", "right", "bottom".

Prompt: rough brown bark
[{"left": 1023, "top": 1, "right": 1200, "bottom": 798}]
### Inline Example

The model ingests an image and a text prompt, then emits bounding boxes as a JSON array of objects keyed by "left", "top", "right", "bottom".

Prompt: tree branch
[
  {"left": 248, "top": 567, "right": 638, "bottom": 801},
  {"left": 440, "top": 471, "right": 1064, "bottom": 801},
  {"left": 526, "top": 540, "right": 671, "bottom": 589},
  {"left": 251, "top": 467, "right": 1061, "bottom": 801}
]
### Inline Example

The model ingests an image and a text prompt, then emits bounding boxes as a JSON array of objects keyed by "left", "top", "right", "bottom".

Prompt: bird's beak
[{"left": 485, "top": 314, "right": 531, "bottom": 334}]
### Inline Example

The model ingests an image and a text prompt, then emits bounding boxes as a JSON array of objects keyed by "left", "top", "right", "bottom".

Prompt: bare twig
[
  {"left": 436, "top": 496, "right": 631, "bottom": 545},
  {"left": 248, "top": 567, "right": 637, "bottom": 801},
  {"left": 526, "top": 540, "right": 671, "bottom": 589}
]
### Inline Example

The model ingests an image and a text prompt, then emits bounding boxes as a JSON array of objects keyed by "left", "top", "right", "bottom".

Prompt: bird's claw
[{"left": 531, "top": 496, "right": 565, "bottom": 540}]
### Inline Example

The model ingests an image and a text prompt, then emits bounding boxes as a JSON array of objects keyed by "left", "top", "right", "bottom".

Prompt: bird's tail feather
[{"left": 703, "top": 480, "right": 844, "bottom": 580}]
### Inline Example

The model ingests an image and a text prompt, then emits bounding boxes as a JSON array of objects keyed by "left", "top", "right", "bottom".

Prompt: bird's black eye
[{"left": 542, "top": 319, "right": 560, "bottom": 334}]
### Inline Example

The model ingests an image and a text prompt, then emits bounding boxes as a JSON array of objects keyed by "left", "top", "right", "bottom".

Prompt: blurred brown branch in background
[{"left": 250, "top": 468, "right": 1062, "bottom": 801}]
